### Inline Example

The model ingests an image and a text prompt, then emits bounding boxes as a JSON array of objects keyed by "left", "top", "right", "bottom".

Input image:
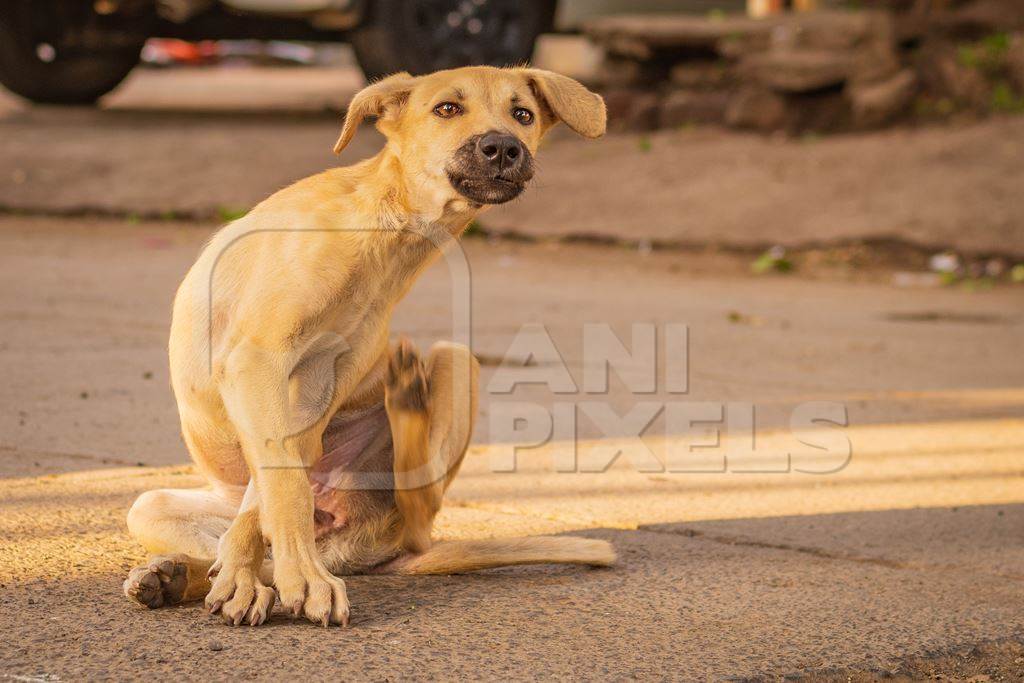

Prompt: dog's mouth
[{"left": 446, "top": 172, "right": 526, "bottom": 206}]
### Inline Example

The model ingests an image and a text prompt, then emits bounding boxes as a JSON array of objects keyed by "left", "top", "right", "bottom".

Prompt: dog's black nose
[{"left": 476, "top": 132, "right": 524, "bottom": 171}]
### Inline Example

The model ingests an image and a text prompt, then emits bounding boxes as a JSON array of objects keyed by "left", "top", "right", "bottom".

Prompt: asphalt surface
[
  {"left": 2, "top": 216, "right": 1023, "bottom": 470},
  {"left": 2, "top": 425, "right": 1023, "bottom": 680},
  {"left": 1, "top": 216, "right": 1023, "bottom": 680}
]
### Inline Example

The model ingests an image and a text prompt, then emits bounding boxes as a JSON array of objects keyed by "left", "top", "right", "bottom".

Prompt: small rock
[
  {"left": 603, "top": 89, "right": 661, "bottom": 131},
  {"left": 935, "top": 0, "right": 1024, "bottom": 38},
  {"left": 669, "top": 61, "right": 734, "bottom": 89},
  {"left": 1008, "top": 34, "right": 1024, "bottom": 93},
  {"left": 595, "top": 57, "right": 660, "bottom": 88},
  {"left": 892, "top": 271, "right": 942, "bottom": 288},
  {"left": 659, "top": 89, "right": 730, "bottom": 127},
  {"left": 848, "top": 69, "right": 917, "bottom": 128},
  {"left": 849, "top": 41, "right": 902, "bottom": 85},
  {"left": 726, "top": 86, "right": 788, "bottom": 131},
  {"left": 741, "top": 49, "right": 854, "bottom": 92},
  {"left": 929, "top": 252, "right": 961, "bottom": 273},
  {"left": 984, "top": 258, "right": 1005, "bottom": 278},
  {"left": 915, "top": 42, "right": 991, "bottom": 108},
  {"left": 209, "top": 640, "right": 224, "bottom": 651},
  {"left": 778, "top": 10, "right": 893, "bottom": 52}
]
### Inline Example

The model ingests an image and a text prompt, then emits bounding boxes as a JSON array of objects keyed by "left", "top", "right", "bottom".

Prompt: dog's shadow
[{"left": 239, "top": 559, "right": 608, "bottom": 630}]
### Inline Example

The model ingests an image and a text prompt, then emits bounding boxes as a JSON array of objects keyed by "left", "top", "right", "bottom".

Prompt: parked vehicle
[{"left": 0, "top": 0, "right": 557, "bottom": 104}]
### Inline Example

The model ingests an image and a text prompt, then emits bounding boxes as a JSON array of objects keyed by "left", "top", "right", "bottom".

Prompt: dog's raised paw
[
  {"left": 386, "top": 337, "right": 429, "bottom": 413},
  {"left": 123, "top": 555, "right": 189, "bottom": 609}
]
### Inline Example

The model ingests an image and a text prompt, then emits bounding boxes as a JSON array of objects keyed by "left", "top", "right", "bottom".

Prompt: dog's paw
[
  {"left": 386, "top": 337, "right": 429, "bottom": 414},
  {"left": 123, "top": 555, "right": 189, "bottom": 609},
  {"left": 205, "top": 564, "right": 276, "bottom": 627},
  {"left": 274, "top": 557, "right": 350, "bottom": 627}
]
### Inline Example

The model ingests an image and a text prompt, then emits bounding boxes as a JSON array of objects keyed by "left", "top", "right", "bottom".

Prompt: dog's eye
[
  {"left": 512, "top": 107, "right": 534, "bottom": 126},
  {"left": 433, "top": 102, "right": 462, "bottom": 118}
]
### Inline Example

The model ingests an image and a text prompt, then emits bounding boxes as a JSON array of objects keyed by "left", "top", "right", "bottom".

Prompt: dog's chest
[{"left": 326, "top": 230, "right": 439, "bottom": 328}]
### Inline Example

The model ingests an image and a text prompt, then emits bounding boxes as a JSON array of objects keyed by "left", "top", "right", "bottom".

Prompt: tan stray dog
[{"left": 122, "top": 66, "right": 614, "bottom": 627}]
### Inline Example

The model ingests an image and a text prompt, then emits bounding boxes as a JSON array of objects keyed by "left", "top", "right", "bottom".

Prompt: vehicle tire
[
  {"left": 0, "top": 1, "right": 144, "bottom": 105},
  {"left": 350, "top": 0, "right": 556, "bottom": 81}
]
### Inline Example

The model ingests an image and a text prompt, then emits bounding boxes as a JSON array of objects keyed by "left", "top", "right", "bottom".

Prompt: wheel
[
  {"left": 0, "top": 1, "right": 144, "bottom": 105},
  {"left": 350, "top": 0, "right": 556, "bottom": 81}
]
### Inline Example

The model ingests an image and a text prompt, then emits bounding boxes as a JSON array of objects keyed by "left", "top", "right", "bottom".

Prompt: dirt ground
[{"left": 1, "top": 64, "right": 1024, "bottom": 681}]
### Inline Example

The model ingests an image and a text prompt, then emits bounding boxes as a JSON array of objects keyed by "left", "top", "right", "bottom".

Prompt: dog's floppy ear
[
  {"left": 520, "top": 69, "right": 606, "bottom": 139},
  {"left": 333, "top": 72, "right": 419, "bottom": 154}
]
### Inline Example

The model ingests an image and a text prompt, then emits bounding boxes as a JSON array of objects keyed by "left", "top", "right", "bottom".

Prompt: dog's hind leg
[
  {"left": 386, "top": 339, "right": 479, "bottom": 554},
  {"left": 380, "top": 339, "right": 617, "bottom": 575},
  {"left": 123, "top": 488, "right": 243, "bottom": 610}
]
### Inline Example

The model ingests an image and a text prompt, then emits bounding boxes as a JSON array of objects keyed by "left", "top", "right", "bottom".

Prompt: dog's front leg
[
  {"left": 204, "top": 482, "right": 277, "bottom": 626},
  {"left": 219, "top": 341, "right": 350, "bottom": 627}
]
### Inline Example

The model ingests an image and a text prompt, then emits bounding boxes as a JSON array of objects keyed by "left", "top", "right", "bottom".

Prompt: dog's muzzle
[{"left": 446, "top": 131, "right": 534, "bottom": 205}]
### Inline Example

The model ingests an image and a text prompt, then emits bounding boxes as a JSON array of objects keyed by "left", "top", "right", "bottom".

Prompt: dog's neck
[
  {"left": 336, "top": 150, "right": 477, "bottom": 292},
  {"left": 368, "top": 148, "right": 481, "bottom": 237}
]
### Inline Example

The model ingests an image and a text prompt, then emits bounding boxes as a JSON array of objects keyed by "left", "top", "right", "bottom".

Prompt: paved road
[
  {"left": 2, "top": 216, "right": 1023, "bottom": 471},
  {"left": 1, "top": 216, "right": 1023, "bottom": 679},
  {"left": 2, "top": 424, "right": 1023, "bottom": 679}
]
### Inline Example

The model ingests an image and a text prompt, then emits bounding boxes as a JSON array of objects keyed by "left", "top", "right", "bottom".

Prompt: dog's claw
[
  {"left": 208, "top": 600, "right": 223, "bottom": 614},
  {"left": 207, "top": 560, "right": 222, "bottom": 580}
]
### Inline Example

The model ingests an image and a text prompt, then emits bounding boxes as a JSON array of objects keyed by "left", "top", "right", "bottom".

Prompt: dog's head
[{"left": 333, "top": 66, "right": 606, "bottom": 207}]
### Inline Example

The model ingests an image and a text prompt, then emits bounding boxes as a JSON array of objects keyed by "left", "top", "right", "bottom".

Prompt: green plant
[
  {"left": 956, "top": 44, "right": 979, "bottom": 69},
  {"left": 637, "top": 135, "right": 652, "bottom": 153},
  {"left": 939, "top": 271, "right": 959, "bottom": 286},
  {"left": 961, "top": 277, "right": 995, "bottom": 292},
  {"left": 957, "top": 33, "right": 1012, "bottom": 76},
  {"left": 751, "top": 248, "right": 793, "bottom": 274},
  {"left": 914, "top": 96, "right": 957, "bottom": 119},
  {"left": 981, "top": 32, "right": 1011, "bottom": 56},
  {"left": 991, "top": 82, "right": 1024, "bottom": 114},
  {"left": 216, "top": 206, "right": 249, "bottom": 222}
]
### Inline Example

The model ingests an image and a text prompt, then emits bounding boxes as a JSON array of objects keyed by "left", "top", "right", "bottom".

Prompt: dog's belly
[{"left": 311, "top": 404, "right": 396, "bottom": 539}]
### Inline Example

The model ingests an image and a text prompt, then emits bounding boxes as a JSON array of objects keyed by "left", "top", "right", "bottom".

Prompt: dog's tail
[{"left": 373, "top": 536, "right": 616, "bottom": 575}]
